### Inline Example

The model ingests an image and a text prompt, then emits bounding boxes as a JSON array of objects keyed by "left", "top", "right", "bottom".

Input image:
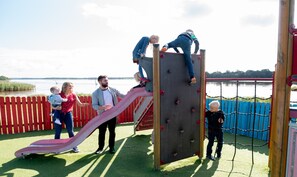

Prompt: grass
[
  {"left": 0, "top": 123, "right": 270, "bottom": 177},
  {"left": 0, "top": 81, "right": 35, "bottom": 92}
]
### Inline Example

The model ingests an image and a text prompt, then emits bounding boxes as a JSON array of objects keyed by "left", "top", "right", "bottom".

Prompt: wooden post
[
  {"left": 199, "top": 50, "right": 206, "bottom": 158},
  {"left": 153, "top": 44, "right": 161, "bottom": 170},
  {"left": 269, "top": 0, "right": 295, "bottom": 176}
]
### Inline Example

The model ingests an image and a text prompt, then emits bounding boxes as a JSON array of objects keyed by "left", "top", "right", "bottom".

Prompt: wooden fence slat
[
  {"left": 43, "top": 96, "right": 51, "bottom": 130},
  {"left": 11, "top": 97, "right": 19, "bottom": 134},
  {"left": 86, "top": 96, "right": 91, "bottom": 123},
  {"left": 84, "top": 96, "right": 91, "bottom": 125},
  {"left": 79, "top": 96, "right": 86, "bottom": 127},
  {"left": 5, "top": 97, "right": 13, "bottom": 134},
  {"left": 32, "top": 97, "right": 38, "bottom": 131},
  {"left": 27, "top": 97, "right": 34, "bottom": 131},
  {"left": 16, "top": 97, "right": 24, "bottom": 133},
  {"left": 89, "top": 96, "right": 97, "bottom": 120},
  {"left": 0, "top": 97, "right": 7, "bottom": 134},
  {"left": 73, "top": 100, "right": 78, "bottom": 127},
  {"left": 37, "top": 96, "right": 43, "bottom": 130},
  {"left": 21, "top": 97, "right": 29, "bottom": 132}
]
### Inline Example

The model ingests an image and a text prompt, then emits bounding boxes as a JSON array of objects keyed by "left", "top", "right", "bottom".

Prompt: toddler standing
[{"left": 205, "top": 100, "right": 225, "bottom": 160}]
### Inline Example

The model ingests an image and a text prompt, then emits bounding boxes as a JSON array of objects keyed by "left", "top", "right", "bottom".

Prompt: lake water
[
  {"left": 2, "top": 79, "right": 296, "bottom": 101},
  {"left": 3, "top": 79, "right": 137, "bottom": 96}
]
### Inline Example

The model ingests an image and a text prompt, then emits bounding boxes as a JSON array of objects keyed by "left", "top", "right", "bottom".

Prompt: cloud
[
  {"left": 81, "top": 3, "right": 138, "bottom": 31},
  {"left": 241, "top": 14, "right": 275, "bottom": 27},
  {"left": 0, "top": 47, "right": 136, "bottom": 78},
  {"left": 80, "top": 2, "right": 185, "bottom": 34},
  {"left": 82, "top": 3, "right": 137, "bottom": 19},
  {"left": 182, "top": 1, "right": 211, "bottom": 18}
]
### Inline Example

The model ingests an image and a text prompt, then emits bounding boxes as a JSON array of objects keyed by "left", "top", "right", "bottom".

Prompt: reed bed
[{"left": 0, "top": 81, "right": 35, "bottom": 92}]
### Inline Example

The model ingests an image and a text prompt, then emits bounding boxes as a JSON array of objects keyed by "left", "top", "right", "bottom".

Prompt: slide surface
[{"left": 15, "top": 87, "right": 152, "bottom": 157}]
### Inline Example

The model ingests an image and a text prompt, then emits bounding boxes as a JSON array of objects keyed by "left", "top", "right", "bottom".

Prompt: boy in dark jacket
[{"left": 205, "top": 100, "right": 225, "bottom": 160}]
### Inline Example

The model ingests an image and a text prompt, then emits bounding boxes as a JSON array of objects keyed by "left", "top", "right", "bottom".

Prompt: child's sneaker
[
  {"left": 161, "top": 44, "right": 168, "bottom": 52},
  {"left": 161, "top": 47, "right": 167, "bottom": 52},
  {"left": 140, "top": 77, "right": 150, "bottom": 83},
  {"left": 54, "top": 119, "right": 61, "bottom": 125},
  {"left": 190, "top": 77, "right": 197, "bottom": 84}
]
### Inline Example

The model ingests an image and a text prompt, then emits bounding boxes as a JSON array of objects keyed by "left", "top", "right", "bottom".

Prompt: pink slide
[{"left": 15, "top": 87, "right": 152, "bottom": 158}]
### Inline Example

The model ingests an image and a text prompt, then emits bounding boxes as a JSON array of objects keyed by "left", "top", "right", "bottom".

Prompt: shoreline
[{"left": 9, "top": 77, "right": 134, "bottom": 80}]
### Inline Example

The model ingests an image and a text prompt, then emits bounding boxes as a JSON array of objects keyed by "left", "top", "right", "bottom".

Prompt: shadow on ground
[{"left": 0, "top": 129, "right": 268, "bottom": 177}]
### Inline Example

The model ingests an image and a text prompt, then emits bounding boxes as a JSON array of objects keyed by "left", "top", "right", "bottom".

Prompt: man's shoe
[
  {"left": 206, "top": 155, "right": 215, "bottom": 161},
  {"left": 109, "top": 148, "right": 116, "bottom": 154},
  {"left": 94, "top": 148, "right": 103, "bottom": 154},
  {"left": 216, "top": 153, "right": 221, "bottom": 159},
  {"left": 72, "top": 147, "right": 79, "bottom": 153}
]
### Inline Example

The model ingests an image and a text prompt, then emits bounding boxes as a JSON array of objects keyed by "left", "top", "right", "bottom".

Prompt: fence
[
  {"left": 206, "top": 99, "right": 271, "bottom": 141},
  {"left": 0, "top": 78, "right": 273, "bottom": 140},
  {"left": 0, "top": 96, "right": 140, "bottom": 135}
]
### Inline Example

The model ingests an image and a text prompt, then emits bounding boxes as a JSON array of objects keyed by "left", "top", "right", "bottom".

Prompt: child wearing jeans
[
  {"left": 161, "top": 29, "right": 199, "bottom": 84},
  {"left": 48, "top": 86, "right": 67, "bottom": 125},
  {"left": 205, "top": 100, "right": 225, "bottom": 160},
  {"left": 132, "top": 35, "right": 159, "bottom": 82}
]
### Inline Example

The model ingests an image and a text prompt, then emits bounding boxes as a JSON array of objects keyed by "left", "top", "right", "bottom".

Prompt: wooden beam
[
  {"left": 270, "top": 0, "right": 294, "bottom": 176},
  {"left": 199, "top": 50, "right": 206, "bottom": 158},
  {"left": 153, "top": 44, "right": 161, "bottom": 170}
]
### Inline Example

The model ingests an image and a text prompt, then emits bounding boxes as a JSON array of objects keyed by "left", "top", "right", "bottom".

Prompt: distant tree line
[
  {"left": 206, "top": 69, "right": 273, "bottom": 78},
  {"left": 0, "top": 75, "right": 9, "bottom": 81}
]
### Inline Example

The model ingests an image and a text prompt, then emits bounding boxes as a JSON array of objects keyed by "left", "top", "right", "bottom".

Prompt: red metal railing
[{"left": 0, "top": 96, "right": 141, "bottom": 135}]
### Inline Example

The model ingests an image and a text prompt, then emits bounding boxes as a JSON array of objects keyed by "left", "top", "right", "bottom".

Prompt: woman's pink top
[{"left": 60, "top": 92, "right": 77, "bottom": 113}]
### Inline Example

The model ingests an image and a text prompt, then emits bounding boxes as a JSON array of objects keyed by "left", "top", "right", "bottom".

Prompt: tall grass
[{"left": 0, "top": 81, "right": 35, "bottom": 92}]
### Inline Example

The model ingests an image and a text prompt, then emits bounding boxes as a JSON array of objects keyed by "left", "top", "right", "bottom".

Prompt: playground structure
[
  {"left": 13, "top": 0, "right": 297, "bottom": 175},
  {"left": 15, "top": 47, "right": 206, "bottom": 169},
  {"left": 138, "top": 46, "right": 205, "bottom": 167}
]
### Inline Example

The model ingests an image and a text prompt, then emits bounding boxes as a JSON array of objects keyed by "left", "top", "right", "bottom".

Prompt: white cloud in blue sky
[{"left": 0, "top": 0, "right": 292, "bottom": 78}]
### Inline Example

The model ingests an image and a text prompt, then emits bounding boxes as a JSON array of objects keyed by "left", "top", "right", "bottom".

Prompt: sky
[{"left": 0, "top": 0, "right": 294, "bottom": 78}]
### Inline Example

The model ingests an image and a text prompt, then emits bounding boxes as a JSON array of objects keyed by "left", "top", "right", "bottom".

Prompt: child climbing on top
[
  {"left": 48, "top": 86, "right": 67, "bottom": 125},
  {"left": 161, "top": 29, "right": 199, "bottom": 84},
  {"left": 205, "top": 100, "right": 225, "bottom": 160},
  {"left": 132, "top": 35, "right": 159, "bottom": 82}
]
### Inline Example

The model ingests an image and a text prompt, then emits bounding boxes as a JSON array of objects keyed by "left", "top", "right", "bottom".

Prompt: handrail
[{"left": 206, "top": 78, "right": 273, "bottom": 82}]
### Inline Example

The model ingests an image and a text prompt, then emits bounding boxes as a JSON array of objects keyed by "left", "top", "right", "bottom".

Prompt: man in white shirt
[{"left": 91, "top": 75, "right": 125, "bottom": 154}]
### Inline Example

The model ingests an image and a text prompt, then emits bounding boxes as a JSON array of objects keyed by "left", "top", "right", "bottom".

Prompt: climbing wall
[{"left": 159, "top": 52, "right": 202, "bottom": 164}]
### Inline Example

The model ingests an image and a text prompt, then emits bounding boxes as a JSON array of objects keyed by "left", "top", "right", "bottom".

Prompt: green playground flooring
[{"left": 0, "top": 123, "right": 270, "bottom": 177}]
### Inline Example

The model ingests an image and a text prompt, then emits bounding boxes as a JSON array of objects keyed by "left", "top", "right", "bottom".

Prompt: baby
[{"left": 48, "top": 86, "right": 67, "bottom": 125}]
